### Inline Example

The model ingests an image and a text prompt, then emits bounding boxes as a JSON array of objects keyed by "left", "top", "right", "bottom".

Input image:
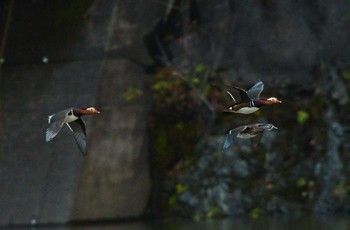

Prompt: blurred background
[{"left": 1, "top": 0, "right": 350, "bottom": 229}]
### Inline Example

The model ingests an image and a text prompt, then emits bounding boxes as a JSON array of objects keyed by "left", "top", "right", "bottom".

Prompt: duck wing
[
  {"left": 46, "top": 120, "right": 65, "bottom": 142},
  {"left": 222, "top": 126, "right": 247, "bottom": 151},
  {"left": 226, "top": 91, "right": 237, "bottom": 103},
  {"left": 231, "top": 85, "right": 251, "bottom": 102},
  {"left": 66, "top": 118, "right": 87, "bottom": 155},
  {"left": 45, "top": 109, "right": 71, "bottom": 142},
  {"left": 246, "top": 81, "right": 264, "bottom": 99}
]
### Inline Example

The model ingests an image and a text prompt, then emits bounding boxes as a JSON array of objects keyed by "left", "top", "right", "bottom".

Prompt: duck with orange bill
[{"left": 45, "top": 107, "right": 100, "bottom": 155}]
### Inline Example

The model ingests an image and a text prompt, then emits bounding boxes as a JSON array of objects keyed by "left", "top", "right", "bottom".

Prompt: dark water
[{"left": 33, "top": 215, "right": 350, "bottom": 230}]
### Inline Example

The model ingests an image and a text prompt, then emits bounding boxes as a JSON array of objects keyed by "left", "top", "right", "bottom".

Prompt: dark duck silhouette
[
  {"left": 222, "top": 123, "right": 278, "bottom": 151},
  {"left": 45, "top": 107, "right": 100, "bottom": 155},
  {"left": 225, "top": 81, "right": 282, "bottom": 114}
]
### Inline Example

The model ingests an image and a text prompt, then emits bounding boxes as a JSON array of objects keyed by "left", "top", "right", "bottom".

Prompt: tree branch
[{"left": 155, "top": 36, "right": 216, "bottom": 113}]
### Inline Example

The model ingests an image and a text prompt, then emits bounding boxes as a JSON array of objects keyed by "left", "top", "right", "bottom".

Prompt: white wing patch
[
  {"left": 226, "top": 91, "right": 237, "bottom": 103},
  {"left": 48, "top": 114, "right": 54, "bottom": 124},
  {"left": 46, "top": 128, "right": 58, "bottom": 142},
  {"left": 45, "top": 120, "right": 65, "bottom": 142},
  {"left": 66, "top": 123, "right": 73, "bottom": 132}
]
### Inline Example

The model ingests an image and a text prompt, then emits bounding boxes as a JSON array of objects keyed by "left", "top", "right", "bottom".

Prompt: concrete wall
[
  {"left": 0, "top": 0, "right": 164, "bottom": 225},
  {"left": 0, "top": 61, "right": 101, "bottom": 225}
]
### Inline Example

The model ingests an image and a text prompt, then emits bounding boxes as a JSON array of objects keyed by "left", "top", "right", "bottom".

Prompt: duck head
[
  {"left": 259, "top": 97, "right": 282, "bottom": 104},
  {"left": 258, "top": 123, "right": 278, "bottom": 130},
  {"left": 79, "top": 107, "right": 101, "bottom": 115}
]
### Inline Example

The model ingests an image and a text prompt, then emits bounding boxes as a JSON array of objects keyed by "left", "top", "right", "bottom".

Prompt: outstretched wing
[
  {"left": 222, "top": 126, "right": 247, "bottom": 152},
  {"left": 246, "top": 81, "right": 264, "bottom": 99},
  {"left": 226, "top": 91, "right": 237, "bottom": 103},
  {"left": 46, "top": 120, "right": 65, "bottom": 142},
  {"left": 66, "top": 118, "right": 87, "bottom": 156},
  {"left": 231, "top": 85, "right": 251, "bottom": 102},
  {"left": 45, "top": 108, "right": 72, "bottom": 142}
]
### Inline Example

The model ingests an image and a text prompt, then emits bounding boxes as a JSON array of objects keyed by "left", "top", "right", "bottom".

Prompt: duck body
[
  {"left": 46, "top": 107, "right": 100, "bottom": 155},
  {"left": 226, "top": 100, "right": 261, "bottom": 114},
  {"left": 222, "top": 123, "right": 277, "bottom": 151},
  {"left": 47, "top": 108, "right": 78, "bottom": 124},
  {"left": 225, "top": 81, "right": 281, "bottom": 114}
]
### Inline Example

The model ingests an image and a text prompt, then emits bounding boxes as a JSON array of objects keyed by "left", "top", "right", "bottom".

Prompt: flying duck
[
  {"left": 45, "top": 107, "right": 100, "bottom": 155},
  {"left": 222, "top": 123, "right": 278, "bottom": 151},
  {"left": 225, "top": 81, "right": 282, "bottom": 114}
]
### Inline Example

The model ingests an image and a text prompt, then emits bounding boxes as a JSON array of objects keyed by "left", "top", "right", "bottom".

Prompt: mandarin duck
[
  {"left": 225, "top": 81, "right": 281, "bottom": 114},
  {"left": 45, "top": 107, "right": 100, "bottom": 155},
  {"left": 222, "top": 123, "right": 277, "bottom": 151}
]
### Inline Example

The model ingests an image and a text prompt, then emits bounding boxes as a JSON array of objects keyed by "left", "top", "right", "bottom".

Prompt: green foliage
[
  {"left": 151, "top": 73, "right": 185, "bottom": 107},
  {"left": 341, "top": 69, "right": 350, "bottom": 81},
  {"left": 194, "top": 206, "right": 223, "bottom": 221},
  {"left": 187, "top": 76, "right": 201, "bottom": 85},
  {"left": 152, "top": 79, "right": 174, "bottom": 91},
  {"left": 122, "top": 87, "right": 143, "bottom": 101},
  {"left": 194, "top": 63, "right": 206, "bottom": 74},
  {"left": 175, "top": 122, "right": 184, "bottom": 130},
  {"left": 151, "top": 64, "right": 212, "bottom": 110},
  {"left": 333, "top": 182, "right": 350, "bottom": 200},
  {"left": 168, "top": 184, "right": 188, "bottom": 208},
  {"left": 297, "top": 110, "right": 309, "bottom": 124},
  {"left": 168, "top": 194, "right": 177, "bottom": 208},
  {"left": 296, "top": 177, "right": 307, "bottom": 187},
  {"left": 152, "top": 127, "right": 174, "bottom": 169},
  {"left": 205, "top": 206, "right": 222, "bottom": 218},
  {"left": 249, "top": 207, "right": 261, "bottom": 219},
  {"left": 176, "top": 184, "right": 188, "bottom": 193}
]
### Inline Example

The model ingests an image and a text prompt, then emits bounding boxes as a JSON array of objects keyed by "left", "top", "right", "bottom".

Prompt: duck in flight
[
  {"left": 225, "top": 81, "right": 282, "bottom": 114},
  {"left": 45, "top": 107, "right": 100, "bottom": 155},
  {"left": 222, "top": 123, "right": 278, "bottom": 152}
]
